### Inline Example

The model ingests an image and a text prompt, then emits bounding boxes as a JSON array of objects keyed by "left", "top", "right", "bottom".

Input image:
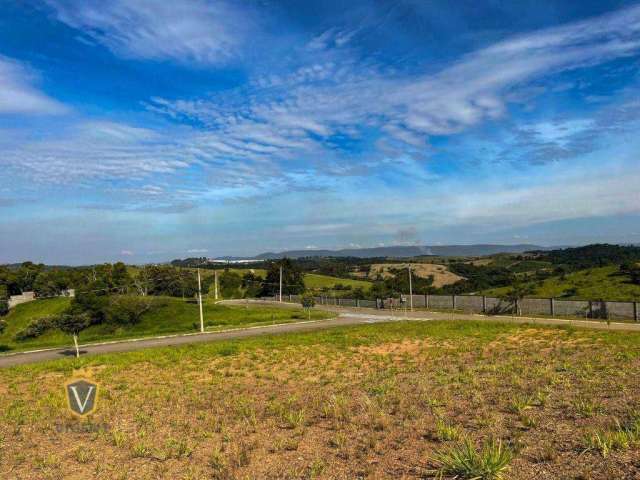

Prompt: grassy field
[
  {"left": 0, "top": 297, "right": 333, "bottom": 353},
  {"left": 367, "top": 263, "right": 463, "bottom": 288},
  {"left": 304, "top": 273, "right": 372, "bottom": 291},
  {"left": 1, "top": 320, "right": 639, "bottom": 479},
  {"left": 484, "top": 266, "right": 640, "bottom": 301}
]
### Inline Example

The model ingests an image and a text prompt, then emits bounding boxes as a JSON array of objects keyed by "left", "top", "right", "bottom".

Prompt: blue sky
[{"left": 1, "top": 0, "right": 640, "bottom": 264}]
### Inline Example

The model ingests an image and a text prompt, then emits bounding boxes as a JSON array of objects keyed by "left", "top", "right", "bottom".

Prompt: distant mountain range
[{"left": 217, "top": 244, "right": 552, "bottom": 261}]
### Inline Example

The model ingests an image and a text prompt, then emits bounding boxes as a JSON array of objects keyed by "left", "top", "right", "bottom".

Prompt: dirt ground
[
  {"left": 1, "top": 321, "right": 639, "bottom": 479},
  {"left": 367, "top": 263, "right": 464, "bottom": 287}
]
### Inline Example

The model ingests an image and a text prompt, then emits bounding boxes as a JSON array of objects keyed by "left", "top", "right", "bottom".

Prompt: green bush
[
  {"left": 0, "top": 284, "right": 9, "bottom": 316},
  {"left": 105, "top": 295, "right": 153, "bottom": 325},
  {"left": 432, "top": 438, "right": 512, "bottom": 480},
  {"left": 14, "top": 316, "right": 59, "bottom": 341}
]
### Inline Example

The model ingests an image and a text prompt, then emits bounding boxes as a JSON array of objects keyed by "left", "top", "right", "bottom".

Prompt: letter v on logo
[{"left": 65, "top": 379, "right": 99, "bottom": 417}]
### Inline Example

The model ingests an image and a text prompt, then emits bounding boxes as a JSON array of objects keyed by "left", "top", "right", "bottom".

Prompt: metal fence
[{"left": 262, "top": 293, "right": 640, "bottom": 322}]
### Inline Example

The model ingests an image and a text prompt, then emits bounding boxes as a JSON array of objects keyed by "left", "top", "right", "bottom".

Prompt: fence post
[
  {"left": 589, "top": 301, "right": 593, "bottom": 319},
  {"left": 452, "top": 295, "right": 456, "bottom": 310},
  {"left": 482, "top": 295, "right": 487, "bottom": 314},
  {"left": 550, "top": 298, "right": 555, "bottom": 317},
  {"left": 356, "top": 298, "right": 360, "bottom": 308},
  {"left": 634, "top": 302, "right": 639, "bottom": 322},
  {"left": 426, "top": 294, "right": 430, "bottom": 309}
]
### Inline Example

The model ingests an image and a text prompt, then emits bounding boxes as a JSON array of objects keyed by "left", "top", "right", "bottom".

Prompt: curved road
[{"left": 1, "top": 301, "right": 638, "bottom": 368}]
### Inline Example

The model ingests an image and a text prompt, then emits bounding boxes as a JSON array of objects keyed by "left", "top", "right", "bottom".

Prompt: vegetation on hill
[
  {"left": 304, "top": 273, "right": 372, "bottom": 291},
  {"left": 483, "top": 265, "right": 640, "bottom": 301},
  {"left": 534, "top": 244, "right": 640, "bottom": 271},
  {"left": 0, "top": 296, "right": 332, "bottom": 352},
  {"left": 3, "top": 244, "right": 639, "bottom": 315}
]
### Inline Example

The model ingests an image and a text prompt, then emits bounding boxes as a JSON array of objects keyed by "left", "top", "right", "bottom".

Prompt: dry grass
[
  {"left": 1, "top": 320, "right": 639, "bottom": 479},
  {"left": 368, "top": 263, "right": 464, "bottom": 287}
]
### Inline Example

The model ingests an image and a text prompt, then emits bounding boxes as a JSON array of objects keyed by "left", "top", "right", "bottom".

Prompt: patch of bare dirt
[{"left": 368, "top": 263, "right": 464, "bottom": 287}]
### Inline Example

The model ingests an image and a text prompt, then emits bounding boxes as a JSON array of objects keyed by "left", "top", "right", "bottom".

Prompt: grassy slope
[
  {"left": 0, "top": 297, "right": 333, "bottom": 352},
  {"left": 0, "top": 297, "right": 72, "bottom": 349},
  {"left": 484, "top": 265, "right": 640, "bottom": 301},
  {"left": 1, "top": 321, "right": 639, "bottom": 479},
  {"left": 304, "top": 273, "right": 372, "bottom": 290}
]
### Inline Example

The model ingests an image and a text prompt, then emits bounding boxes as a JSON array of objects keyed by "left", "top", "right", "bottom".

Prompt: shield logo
[{"left": 65, "top": 378, "right": 99, "bottom": 417}]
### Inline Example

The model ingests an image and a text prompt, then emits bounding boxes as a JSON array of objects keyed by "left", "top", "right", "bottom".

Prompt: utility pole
[
  {"left": 279, "top": 265, "right": 283, "bottom": 302},
  {"left": 408, "top": 265, "right": 413, "bottom": 312},
  {"left": 197, "top": 268, "right": 204, "bottom": 333},
  {"left": 214, "top": 270, "right": 218, "bottom": 300}
]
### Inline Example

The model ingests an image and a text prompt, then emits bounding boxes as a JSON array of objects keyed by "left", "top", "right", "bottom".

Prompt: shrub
[
  {"left": 0, "top": 319, "right": 7, "bottom": 333},
  {"left": 105, "top": 295, "right": 153, "bottom": 325},
  {"left": 432, "top": 438, "right": 512, "bottom": 480},
  {"left": 0, "top": 285, "right": 8, "bottom": 316},
  {"left": 14, "top": 316, "right": 59, "bottom": 341},
  {"left": 583, "top": 418, "right": 640, "bottom": 457},
  {"left": 435, "top": 418, "right": 461, "bottom": 441}
]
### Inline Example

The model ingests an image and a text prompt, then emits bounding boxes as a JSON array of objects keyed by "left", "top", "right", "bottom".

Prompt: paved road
[
  {"left": 0, "top": 314, "right": 402, "bottom": 368},
  {"left": 1, "top": 301, "right": 639, "bottom": 368}
]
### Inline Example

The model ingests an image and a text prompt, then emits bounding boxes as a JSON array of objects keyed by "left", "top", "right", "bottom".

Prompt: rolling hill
[
  {"left": 218, "top": 244, "right": 550, "bottom": 260},
  {"left": 483, "top": 265, "right": 640, "bottom": 301}
]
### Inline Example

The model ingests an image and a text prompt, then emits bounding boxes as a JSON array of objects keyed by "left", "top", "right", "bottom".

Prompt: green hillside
[
  {"left": 0, "top": 297, "right": 72, "bottom": 349},
  {"left": 484, "top": 266, "right": 640, "bottom": 301},
  {"left": 304, "top": 273, "right": 372, "bottom": 291},
  {"left": 0, "top": 296, "right": 332, "bottom": 352}
]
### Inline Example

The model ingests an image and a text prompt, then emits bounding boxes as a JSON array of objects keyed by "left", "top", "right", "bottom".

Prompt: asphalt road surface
[{"left": 1, "top": 301, "right": 639, "bottom": 368}]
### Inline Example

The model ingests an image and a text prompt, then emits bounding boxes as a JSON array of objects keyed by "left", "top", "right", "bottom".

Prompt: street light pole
[
  {"left": 279, "top": 265, "right": 283, "bottom": 302},
  {"left": 197, "top": 268, "right": 204, "bottom": 333},
  {"left": 408, "top": 265, "right": 413, "bottom": 312}
]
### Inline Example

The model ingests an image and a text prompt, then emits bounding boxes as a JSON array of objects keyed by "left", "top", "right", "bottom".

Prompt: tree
[
  {"left": 33, "top": 271, "right": 65, "bottom": 298},
  {"left": 352, "top": 287, "right": 366, "bottom": 300},
  {"left": 15, "top": 262, "right": 44, "bottom": 292},
  {"left": 70, "top": 281, "right": 109, "bottom": 324},
  {"left": 0, "top": 285, "right": 8, "bottom": 317},
  {"left": 621, "top": 262, "right": 640, "bottom": 285},
  {"left": 219, "top": 270, "right": 242, "bottom": 298},
  {"left": 300, "top": 293, "right": 315, "bottom": 320},
  {"left": 260, "top": 259, "right": 304, "bottom": 297},
  {"left": 105, "top": 295, "right": 153, "bottom": 325},
  {"left": 241, "top": 272, "right": 261, "bottom": 298},
  {"left": 0, "top": 266, "right": 20, "bottom": 295},
  {"left": 500, "top": 281, "right": 535, "bottom": 316},
  {"left": 57, "top": 312, "right": 91, "bottom": 358},
  {"left": 111, "top": 262, "right": 132, "bottom": 291}
]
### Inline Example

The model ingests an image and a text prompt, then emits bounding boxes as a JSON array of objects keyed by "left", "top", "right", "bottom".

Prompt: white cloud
[
  {"left": 5, "top": 2, "right": 640, "bottom": 223},
  {"left": 1, "top": 120, "right": 191, "bottom": 184},
  {"left": 45, "top": 0, "right": 256, "bottom": 64},
  {"left": 187, "top": 248, "right": 208, "bottom": 253},
  {"left": 447, "top": 169, "right": 640, "bottom": 228},
  {"left": 120, "top": 250, "right": 134, "bottom": 256},
  {"left": 148, "top": 3, "right": 640, "bottom": 168},
  {"left": 0, "top": 56, "right": 67, "bottom": 115}
]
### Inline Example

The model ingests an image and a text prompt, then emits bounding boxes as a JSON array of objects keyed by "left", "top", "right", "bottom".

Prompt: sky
[{"left": 1, "top": 0, "right": 640, "bottom": 265}]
